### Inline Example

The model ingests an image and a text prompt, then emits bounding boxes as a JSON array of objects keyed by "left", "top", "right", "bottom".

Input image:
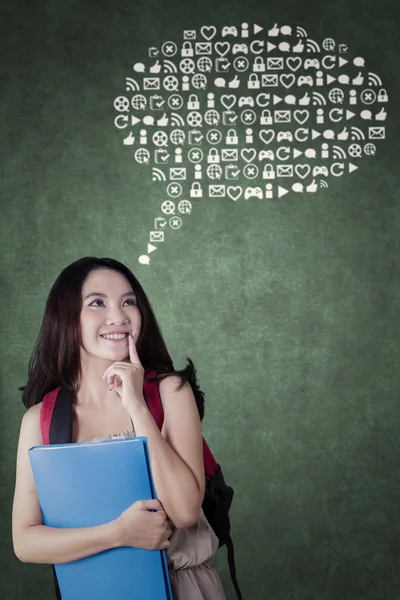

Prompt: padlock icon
[
  {"left": 207, "top": 148, "right": 220, "bottom": 164},
  {"left": 181, "top": 41, "right": 194, "bottom": 57},
  {"left": 377, "top": 88, "right": 388, "bottom": 102},
  {"left": 248, "top": 73, "right": 260, "bottom": 90},
  {"left": 225, "top": 129, "right": 239, "bottom": 145},
  {"left": 187, "top": 94, "right": 200, "bottom": 110},
  {"left": 262, "top": 164, "right": 275, "bottom": 180},
  {"left": 253, "top": 57, "right": 266, "bottom": 73},
  {"left": 260, "top": 109, "right": 272, "bottom": 125},
  {"left": 190, "top": 182, "right": 203, "bottom": 198}
]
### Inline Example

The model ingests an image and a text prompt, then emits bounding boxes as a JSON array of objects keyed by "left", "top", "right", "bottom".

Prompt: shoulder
[
  {"left": 18, "top": 403, "right": 43, "bottom": 446},
  {"left": 21, "top": 402, "right": 42, "bottom": 427},
  {"left": 158, "top": 373, "right": 188, "bottom": 394}
]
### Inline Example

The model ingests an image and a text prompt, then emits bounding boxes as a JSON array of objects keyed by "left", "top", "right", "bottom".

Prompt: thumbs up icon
[
  {"left": 268, "top": 23, "right": 280, "bottom": 37},
  {"left": 306, "top": 179, "right": 318, "bottom": 193},
  {"left": 375, "top": 107, "right": 387, "bottom": 121},
  {"left": 150, "top": 60, "right": 162, "bottom": 74}
]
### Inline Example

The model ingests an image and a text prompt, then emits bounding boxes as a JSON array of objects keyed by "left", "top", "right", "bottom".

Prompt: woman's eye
[{"left": 89, "top": 298, "right": 136, "bottom": 307}]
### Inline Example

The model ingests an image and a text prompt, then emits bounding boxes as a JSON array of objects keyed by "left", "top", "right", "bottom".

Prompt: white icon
[
  {"left": 152, "top": 131, "right": 169, "bottom": 147},
  {"left": 163, "top": 76, "right": 179, "bottom": 91},
  {"left": 123, "top": 133, "right": 135, "bottom": 145},
  {"left": 195, "top": 42, "right": 212, "bottom": 55},
  {"left": 167, "top": 183, "right": 182, "bottom": 197},
  {"left": 187, "top": 112, "right": 203, "bottom": 127},
  {"left": 188, "top": 148, "right": 204, "bottom": 163},
  {"left": 190, "top": 182, "right": 203, "bottom": 197},
  {"left": 222, "top": 26, "right": 238, "bottom": 37},
  {"left": 200, "top": 25, "right": 217, "bottom": 40},
  {"left": 152, "top": 168, "right": 166, "bottom": 181},
  {"left": 232, "top": 43, "right": 248, "bottom": 55},
  {"left": 133, "top": 62, "right": 145, "bottom": 73},
  {"left": 228, "top": 76, "right": 240, "bottom": 88},
  {"left": 150, "top": 231, "right": 165, "bottom": 242},
  {"left": 181, "top": 41, "right": 194, "bottom": 57},
  {"left": 179, "top": 58, "right": 196, "bottom": 74},
  {"left": 114, "top": 96, "right": 130, "bottom": 111},
  {"left": 233, "top": 56, "right": 249, "bottom": 72},
  {"left": 168, "top": 95, "right": 184, "bottom": 110},
  {"left": 161, "top": 201, "right": 175, "bottom": 215},
  {"left": 184, "top": 30, "right": 196, "bottom": 40},
  {"left": 207, "top": 130, "right": 222, "bottom": 144},
  {"left": 161, "top": 41, "right": 177, "bottom": 57},
  {"left": 149, "top": 60, "right": 162, "bottom": 74}
]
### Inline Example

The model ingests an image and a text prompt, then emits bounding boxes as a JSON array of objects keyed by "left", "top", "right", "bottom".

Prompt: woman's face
[{"left": 79, "top": 268, "right": 142, "bottom": 362}]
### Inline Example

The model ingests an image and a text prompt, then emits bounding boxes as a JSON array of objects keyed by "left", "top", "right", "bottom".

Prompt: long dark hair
[{"left": 19, "top": 257, "right": 205, "bottom": 419}]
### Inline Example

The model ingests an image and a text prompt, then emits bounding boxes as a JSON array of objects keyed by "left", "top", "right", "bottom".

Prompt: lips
[{"left": 100, "top": 333, "right": 129, "bottom": 342}]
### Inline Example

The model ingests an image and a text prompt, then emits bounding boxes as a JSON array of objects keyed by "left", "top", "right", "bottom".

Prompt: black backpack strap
[
  {"left": 49, "top": 386, "right": 74, "bottom": 445},
  {"left": 49, "top": 386, "right": 74, "bottom": 598},
  {"left": 225, "top": 532, "right": 243, "bottom": 600}
]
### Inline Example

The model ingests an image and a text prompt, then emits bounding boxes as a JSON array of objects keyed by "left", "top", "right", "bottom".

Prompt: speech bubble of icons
[{"left": 114, "top": 22, "right": 389, "bottom": 264}]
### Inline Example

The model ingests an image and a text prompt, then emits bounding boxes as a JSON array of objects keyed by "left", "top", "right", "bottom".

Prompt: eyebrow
[{"left": 84, "top": 292, "right": 137, "bottom": 300}]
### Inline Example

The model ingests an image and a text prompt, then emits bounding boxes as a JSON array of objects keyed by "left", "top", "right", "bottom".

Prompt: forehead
[{"left": 82, "top": 268, "right": 133, "bottom": 293}]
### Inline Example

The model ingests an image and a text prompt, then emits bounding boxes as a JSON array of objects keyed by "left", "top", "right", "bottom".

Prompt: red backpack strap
[
  {"left": 40, "top": 387, "right": 61, "bottom": 445},
  {"left": 143, "top": 370, "right": 219, "bottom": 478}
]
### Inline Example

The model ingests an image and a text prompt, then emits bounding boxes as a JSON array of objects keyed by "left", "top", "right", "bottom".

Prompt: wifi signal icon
[
  {"left": 296, "top": 26, "right": 307, "bottom": 37},
  {"left": 163, "top": 60, "right": 178, "bottom": 74},
  {"left": 306, "top": 39, "right": 321, "bottom": 53},
  {"left": 350, "top": 127, "right": 365, "bottom": 140},
  {"left": 126, "top": 77, "right": 140, "bottom": 91},
  {"left": 152, "top": 168, "right": 167, "bottom": 182},
  {"left": 368, "top": 72, "right": 383, "bottom": 86},
  {"left": 170, "top": 113, "right": 185, "bottom": 126},
  {"left": 320, "top": 180, "right": 329, "bottom": 188},
  {"left": 312, "top": 92, "right": 327, "bottom": 106},
  {"left": 332, "top": 145, "right": 347, "bottom": 159}
]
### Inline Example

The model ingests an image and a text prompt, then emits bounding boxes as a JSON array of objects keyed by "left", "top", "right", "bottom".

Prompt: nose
[{"left": 104, "top": 306, "right": 129, "bottom": 326}]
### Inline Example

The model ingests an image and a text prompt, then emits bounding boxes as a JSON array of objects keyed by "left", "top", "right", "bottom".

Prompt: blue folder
[{"left": 28, "top": 437, "right": 173, "bottom": 600}]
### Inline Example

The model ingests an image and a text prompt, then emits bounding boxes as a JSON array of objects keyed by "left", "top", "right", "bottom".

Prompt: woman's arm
[
  {"left": 12, "top": 404, "right": 171, "bottom": 564},
  {"left": 129, "top": 375, "right": 205, "bottom": 529}
]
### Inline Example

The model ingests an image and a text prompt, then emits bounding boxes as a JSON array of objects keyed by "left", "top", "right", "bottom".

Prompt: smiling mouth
[{"left": 100, "top": 333, "right": 129, "bottom": 341}]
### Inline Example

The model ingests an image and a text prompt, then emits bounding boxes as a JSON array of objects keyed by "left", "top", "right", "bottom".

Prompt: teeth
[{"left": 101, "top": 333, "right": 128, "bottom": 340}]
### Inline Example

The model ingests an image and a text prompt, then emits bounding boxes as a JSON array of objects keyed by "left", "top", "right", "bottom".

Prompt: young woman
[{"left": 12, "top": 256, "right": 226, "bottom": 600}]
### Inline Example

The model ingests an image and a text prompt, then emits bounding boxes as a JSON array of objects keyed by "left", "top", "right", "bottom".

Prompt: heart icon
[
  {"left": 287, "top": 57, "right": 302, "bottom": 72},
  {"left": 200, "top": 25, "right": 217, "bottom": 41},
  {"left": 241, "top": 149, "right": 257, "bottom": 163},
  {"left": 215, "top": 42, "right": 230, "bottom": 57},
  {"left": 227, "top": 186, "right": 243, "bottom": 201},
  {"left": 293, "top": 110, "right": 310, "bottom": 124},
  {"left": 280, "top": 74, "right": 296, "bottom": 89},
  {"left": 259, "top": 129, "right": 275, "bottom": 145},
  {"left": 220, "top": 94, "right": 237, "bottom": 109},
  {"left": 295, "top": 164, "right": 311, "bottom": 179}
]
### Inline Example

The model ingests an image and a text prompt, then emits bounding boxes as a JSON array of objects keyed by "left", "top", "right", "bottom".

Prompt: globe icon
[
  {"left": 197, "top": 57, "right": 212, "bottom": 73},
  {"left": 131, "top": 94, "right": 146, "bottom": 110},
  {"left": 170, "top": 130, "right": 186, "bottom": 145},
  {"left": 135, "top": 148, "right": 150, "bottom": 164}
]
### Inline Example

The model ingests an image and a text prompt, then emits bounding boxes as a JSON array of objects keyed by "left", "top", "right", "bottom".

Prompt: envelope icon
[
  {"left": 209, "top": 185, "right": 226, "bottom": 197},
  {"left": 369, "top": 126, "right": 385, "bottom": 139},
  {"left": 274, "top": 110, "right": 291, "bottom": 123},
  {"left": 267, "top": 57, "right": 284, "bottom": 70},
  {"left": 143, "top": 78, "right": 160, "bottom": 90},
  {"left": 150, "top": 231, "right": 164, "bottom": 242},
  {"left": 277, "top": 165, "right": 293, "bottom": 177},
  {"left": 196, "top": 42, "right": 212, "bottom": 55},
  {"left": 184, "top": 30, "right": 196, "bottom": 40},
  {"left": 170, "top": 168, "right": 186, "bottom": 180},
  {"left": 221, "top": 149, "right": 238, "bottom": 161},
  {"left": 262, "top": 74, "right": 278, "bottom": 87}
]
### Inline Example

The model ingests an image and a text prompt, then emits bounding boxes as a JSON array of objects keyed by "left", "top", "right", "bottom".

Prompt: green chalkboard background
[{"left": 1, "top": 0, "right": 399, "bottom": 598}]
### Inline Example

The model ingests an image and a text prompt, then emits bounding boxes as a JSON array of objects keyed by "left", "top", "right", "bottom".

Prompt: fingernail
[{"left": 130, "top": 332, "right": 134, "bottom": 339}]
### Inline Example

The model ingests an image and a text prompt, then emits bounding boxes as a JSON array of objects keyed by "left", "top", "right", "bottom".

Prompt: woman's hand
[
  {"left": 100, "top": 332, "right": 146, "bottom": 413},
  {"left": 115, "top": 499, "right": 173, "bottom": 550}
]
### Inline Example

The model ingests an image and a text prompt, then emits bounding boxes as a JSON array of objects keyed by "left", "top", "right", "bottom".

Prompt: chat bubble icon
[
  {"left": 323, "top": 129, "right": 335, "bottom": 140},
  {"left": 292, "top": 183, "right": 304, "bottom": 193},
  {"left": 304, "top": 148, "right": 317, "bottom": 159},
  {"left": 360, "top": 110, "right": 372, "bottom": 120},
  {"left": 133, "top": 62, "right": 145, "bottom": 73},
  {"left": 138, "top": 254, "right": 150, "bottom": 265},
  {"left": 353, "top": 56, "right": 365, "bottom": 67},
  {"left": 338, "top": 74, "right": 350, "bottom": 84},
  {"left": 142, "top": 115, "right": 155, "bottom": 125},
  {"left": 214, "top": 77, "right": 226, "bottom": 88},
  {"left": 284, "top": 94, "right": 296, "bottom": 105},
  {"left": 279, "top": 41, "right": 290, "bottom": 52}
]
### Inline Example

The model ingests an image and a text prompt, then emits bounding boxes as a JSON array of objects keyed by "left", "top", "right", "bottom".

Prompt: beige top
[{"left": 87, "top": 429, "right": 226, "bottom": 600}]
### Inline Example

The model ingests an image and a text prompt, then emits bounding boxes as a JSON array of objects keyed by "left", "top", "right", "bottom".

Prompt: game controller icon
[
  {"left": 238, "top": 96, "right": 255, "bottom": 107},
  {"left": 222, "top": 26, "right": 238, "bottom": 37},
  {"left": 298, "top": 75, "right": 314, "bottom": 86},
  {"left": 304, "top": 58, "right": 320, "bottom": 69},
  {"left": 258, "top": 150, "right": 275, "bottom": 160},
  {"left": 232, "top": 43, "right": 249, "bottom": 55},
  {"left": 277, "top": 131, "right": 293, "bottom": 142},
  {"left": 312, "top": 166, "right": 329, "bottom": 176},
  {"left": 244, "top": 187, "right": 263, "bottom": 199}
]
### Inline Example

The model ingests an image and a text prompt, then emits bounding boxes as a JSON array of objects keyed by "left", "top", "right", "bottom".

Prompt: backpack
[{"left": 39, "top": 369, "right": 243, "bottom": 600}]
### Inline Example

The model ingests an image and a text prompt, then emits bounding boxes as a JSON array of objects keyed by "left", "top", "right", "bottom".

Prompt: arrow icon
[
  {"left": 254, "top": 24, "right": 264, "bottom": 34},
  {"left": 278, "top": 186, "right": 289, "bottom": 198}
]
